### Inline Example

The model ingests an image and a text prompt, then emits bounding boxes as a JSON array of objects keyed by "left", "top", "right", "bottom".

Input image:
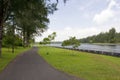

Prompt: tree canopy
[
  {"left": 80, "top": 28, "right": 119, "bottom": 43},
  {"left": 40, "top": 32, "right": 57, "bottom": 44},
  {"left": 0, "top": 0, "right": 67, "bottom": 57},
  {"left": 62, "top": 37, "right": 80, "bottom": 49}
]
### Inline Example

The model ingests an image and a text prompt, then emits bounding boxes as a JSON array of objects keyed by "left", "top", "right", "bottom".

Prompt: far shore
[{"left": 92, "top": 43, "right": 120, "bottom": 46}]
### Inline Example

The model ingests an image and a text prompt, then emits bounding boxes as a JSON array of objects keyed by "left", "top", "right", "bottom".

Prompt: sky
[{"left": 35, "top": 0, "right": 120, "bottom": 42}]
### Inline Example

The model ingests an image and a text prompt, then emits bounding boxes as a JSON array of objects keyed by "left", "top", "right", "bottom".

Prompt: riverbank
[
  {"left": 92, "top": 43, "right": 120, "bottom": 46},
  {"left": 47, "top": 43, "right": 120, "bottom": 57},
  {"left": 39, "top": 46, "right": 120, "bottom": 80},
  {"left": 62, "top": 47, "right": 120, "bottom": 57}
]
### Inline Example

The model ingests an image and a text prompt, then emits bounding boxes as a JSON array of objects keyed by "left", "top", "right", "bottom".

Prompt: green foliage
[
  {"left": 39, "top": 46, "right": 120, "bottom": 80},
  {"left": 0, "top": 0, "right": 66, "bottom": 56},
  {"left": 43, "top": 38, "right": 51, "bottom": 44},
  {"left": 80, "top": 28, "right": 119, "bottom": 43},
  {"left": 40, "top": 32, "right": 57, "bottom": 44},
  {"left": 48, "top": 32, "right": 57, "bottom": 41},
  {"left": 108, "top": 28, "right": 116, "bottom": 43},
  {"left": 12, "top": 0, "right": 56, "bottom": 47},
  {"left": 2, "top": 23, "right": 23, "bottom": 47},
  {"left": 0, "top": 0, "right": 61, "bottom": 47},
  {"left": 2, "top": 35, "right": 23, "bottom": 47},
  {"left": 62, "top": 36, "right": 80, "bottom": 48}
]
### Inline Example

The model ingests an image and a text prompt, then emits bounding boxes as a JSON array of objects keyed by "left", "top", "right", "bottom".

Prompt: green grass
[
  {"left": 39, "top": 46, "right": 120, "bottom": 80},
  {"left": 0, "top": 47, "right": 30, "bottom": 72}
]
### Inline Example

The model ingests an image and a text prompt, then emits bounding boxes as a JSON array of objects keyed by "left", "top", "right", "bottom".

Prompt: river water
[{"left": 48, "top": 43, "right": 120, "bottom": 53}]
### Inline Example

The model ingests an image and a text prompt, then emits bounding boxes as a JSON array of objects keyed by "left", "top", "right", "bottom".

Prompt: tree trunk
[
  {"left": 12, "top": 16, "right": 15, "bottom": 53},
  {"left": 23, "top": 31, "right": 27, "bottom": 47},
  {"left": 23, "top": 31, "right": 25, "bottom": 47},
  {"left": 0, "top": 23, "right": 3, "bottom": 57},
  {"left": 0, "top": 0, "right": 3, "bottom": 57},
  {"left": 26, "top": 34, "right": 30, "bottom": 47}
]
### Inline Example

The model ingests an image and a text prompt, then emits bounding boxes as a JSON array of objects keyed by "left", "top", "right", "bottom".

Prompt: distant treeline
[{"left": 80, "top": 28, "right": 120, "bottom": 43}]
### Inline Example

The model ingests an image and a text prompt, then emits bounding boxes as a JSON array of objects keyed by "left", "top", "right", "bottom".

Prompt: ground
[{"left": 0, "top": 47, "right": 82, "bottom": 80}]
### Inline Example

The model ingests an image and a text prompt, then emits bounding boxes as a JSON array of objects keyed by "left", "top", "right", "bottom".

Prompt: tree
[
  {"left": 62, "top": 37, "right": 80, "bottom": 49},
  {"left": 80, "top": 27, "right": 118, "bottom": 43},
  {"left": 108, "top": 28, "right": 116, "bottom": 43},
  {"left": 115, "top": 33, "right": 120, "bottom": 43},
  {"left": 2, "top": 23, "right": 23, "bottom": 52},
  {"left": 12, "top": 0, "right": 56, "bottom": 47},
  {"left": 48, "top": 32, "right": 57, "bottom": 41},
  {"left": 0, "top": 0, "right": 67, "bottom": 57},
  {"left": 42, "top": 38, "right": 51, "bottom": 44},
  {"left": 40, "top": 32, "right": 57, "bottom": 44}
]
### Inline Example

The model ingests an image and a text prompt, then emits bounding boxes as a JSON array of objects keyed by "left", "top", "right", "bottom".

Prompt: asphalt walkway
[{"left": 0, "top": 47, "right": 81, "bottom": 80}]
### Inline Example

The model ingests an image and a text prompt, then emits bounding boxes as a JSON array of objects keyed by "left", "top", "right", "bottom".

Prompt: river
[{"left": 48, "top": 43, "right": 120, "bottom": 53}]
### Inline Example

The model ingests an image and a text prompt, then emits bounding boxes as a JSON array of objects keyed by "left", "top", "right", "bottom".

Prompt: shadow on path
[{"left": 0, "top": 47, "right": 82, "bottom": 80}]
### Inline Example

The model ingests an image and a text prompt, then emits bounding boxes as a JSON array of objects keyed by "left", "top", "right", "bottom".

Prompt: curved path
[{"left": 0, "top": 47, "right": 82, "bottom": 80}]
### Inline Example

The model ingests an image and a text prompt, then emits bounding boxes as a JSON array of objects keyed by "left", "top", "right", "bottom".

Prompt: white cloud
[
  {"left": 78, "top": 6, "right": 85, "bottom": 11},
  {"left": 93, "top": 9, "right": 114, "bottom": 24},
  {"left": 35, "top": 0, "right": 120, "bottom": 42},
  {"left": 55, "top": 27, "right": 102, "bottom": 41},
  {"left": 36, "top": 27, "right": 102, "bottom": 42},
  {"left": 108, "top": 0, "right": 116, "bottom": 9},
  {"left": 64, "top": 26, "right": 72, "bottom": 31},
  {"left": 36, "top": 25, "right": 120, "bottom": 42},
  {"left": 93, "top": 0, "right": 117, "bottom": 24}
]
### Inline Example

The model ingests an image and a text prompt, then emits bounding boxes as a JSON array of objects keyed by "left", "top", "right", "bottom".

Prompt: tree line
[
  {"left": 80, "top": 28, "right": 120, "bottom": 43},
  {"left": 0, "top": 0, "right": 66, "bottom": 57}
]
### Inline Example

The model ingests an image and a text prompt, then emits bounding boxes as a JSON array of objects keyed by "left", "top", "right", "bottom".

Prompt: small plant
[{"left": 46, "top": 52, "right": 49, "bottom": 55}]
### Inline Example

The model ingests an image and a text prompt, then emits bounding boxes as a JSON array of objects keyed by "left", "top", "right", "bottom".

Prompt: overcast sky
[{"left": 35, "top": 0, "right": 120, "bottom": 42}]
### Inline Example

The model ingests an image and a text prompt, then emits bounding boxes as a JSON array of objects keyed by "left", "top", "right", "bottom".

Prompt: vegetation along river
[{"left": 48, "top": 43, "right": 120, "bottom": 54}]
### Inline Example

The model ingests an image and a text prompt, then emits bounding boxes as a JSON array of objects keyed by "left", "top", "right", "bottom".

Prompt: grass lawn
[
  {"left": 39, "top": 46, "right": 120, "bottom": 80},
  {"left": 0, "top": 47, "right": 30, "bottom": 72}
]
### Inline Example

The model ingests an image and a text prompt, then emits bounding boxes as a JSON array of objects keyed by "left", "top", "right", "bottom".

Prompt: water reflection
[{"left": 48, "top": 43, "right": 120, "bottom": 53}]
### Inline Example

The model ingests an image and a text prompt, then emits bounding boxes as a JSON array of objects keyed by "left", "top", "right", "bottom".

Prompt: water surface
[{"left": 48, "top": 43, "right": 120, "bottom": 53}]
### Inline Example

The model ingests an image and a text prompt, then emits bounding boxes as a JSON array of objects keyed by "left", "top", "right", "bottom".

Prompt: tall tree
[
  {"left": 2, "top": 22, "right": 22, "bottom": 51},
  {"left": 108, "top": 28, "right": 116, "bottom": 43},
  {"left": 0, "top": 0, "right": 67, "bottom": 57}
]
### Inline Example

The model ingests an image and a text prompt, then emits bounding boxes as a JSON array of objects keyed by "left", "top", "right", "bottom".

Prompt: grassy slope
[
  {"left": 0, "top": 47, "right": 30, "bottom": 72},
  {"left": 39, "top": 46, "right": 120, "bottom": 80}
]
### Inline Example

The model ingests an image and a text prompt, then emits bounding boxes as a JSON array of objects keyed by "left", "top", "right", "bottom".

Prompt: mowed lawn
[
  {"left": 39, "top": 46, "right": 120, "bottom": 80},
  {"left": 0, "top": 47, "right": 30, "bottom": 72}
]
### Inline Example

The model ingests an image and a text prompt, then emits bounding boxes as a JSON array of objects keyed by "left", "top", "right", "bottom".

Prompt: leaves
[
  {"left": 80, "top": 28, "right": 118, "bottom": 43},
  {"left": 41, "top": 32, "right": 57, "bottom": 44},
  {"left": 62, "top": 36, "right": 80, "bottom": 49}
]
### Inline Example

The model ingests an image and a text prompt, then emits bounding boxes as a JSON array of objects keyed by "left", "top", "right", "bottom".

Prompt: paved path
[{"left": 0, "top": 47, "right": 82, "bottom": 80}]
